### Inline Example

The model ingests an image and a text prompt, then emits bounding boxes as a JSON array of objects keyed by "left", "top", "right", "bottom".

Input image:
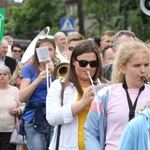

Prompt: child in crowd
[{"left": 84, "top": 42, "right": 150, "bottom": 150}]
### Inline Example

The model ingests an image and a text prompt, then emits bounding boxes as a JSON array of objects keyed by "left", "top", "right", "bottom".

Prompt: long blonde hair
[
  {"left": 9, "top": 63, "right": 25, "bottom": 86},
  {"left": 111, "top": 42, "right": 150, "bottom": 84}
]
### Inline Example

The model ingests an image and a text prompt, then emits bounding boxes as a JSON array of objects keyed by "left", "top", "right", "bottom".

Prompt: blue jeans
[{"left": 24, "top": 119, "right": 53, "bottom": 150}]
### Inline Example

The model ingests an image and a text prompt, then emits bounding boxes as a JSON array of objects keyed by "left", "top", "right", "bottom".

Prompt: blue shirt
[{"left": 21, "top": 63, "right": 54, "bottom": 120}]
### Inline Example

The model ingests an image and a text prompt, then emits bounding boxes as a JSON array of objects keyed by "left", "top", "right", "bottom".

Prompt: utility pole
[{"left": 77, "top": 0, "right": 85, "bottom": 36}]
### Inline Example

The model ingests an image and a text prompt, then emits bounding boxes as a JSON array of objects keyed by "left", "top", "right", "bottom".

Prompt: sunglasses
[
  {"left": 12, "top": 50, "right": 21, "bottom": 53},
  {"left": 75, "top": 58, "right": 98, "bottom": 68},
  {"left": 68, "top": 46, "right": 74, "bottom": 51}
]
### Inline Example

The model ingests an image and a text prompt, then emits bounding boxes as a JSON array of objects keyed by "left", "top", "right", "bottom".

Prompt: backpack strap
[{"left": 56, "top": 81, "right": 64, "bottom": 150}]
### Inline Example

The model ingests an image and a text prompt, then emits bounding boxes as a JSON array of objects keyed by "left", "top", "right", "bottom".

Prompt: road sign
[
  {"left": 60, "top": 18, "right": 74, "bottom": 32},
  {"left": 0, "top": 9, "right": 5, "bottom": 42}
]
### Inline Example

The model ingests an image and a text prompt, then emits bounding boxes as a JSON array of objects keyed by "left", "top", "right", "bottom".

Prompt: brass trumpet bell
[{"left": 53, "top": 62, "right": 69, "bottom": 79}]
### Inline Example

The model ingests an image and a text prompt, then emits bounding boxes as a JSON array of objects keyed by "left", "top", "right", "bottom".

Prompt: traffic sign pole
[{"left": 0, "top": 8, "right": 5, "bottom": 42}]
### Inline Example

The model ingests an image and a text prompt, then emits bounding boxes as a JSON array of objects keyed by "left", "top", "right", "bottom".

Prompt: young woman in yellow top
[{"left": 46, "top": 39, "right": 107, "bottom": 150}]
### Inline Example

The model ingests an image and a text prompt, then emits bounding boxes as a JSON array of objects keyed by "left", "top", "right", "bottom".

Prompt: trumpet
[
  {"left": 53, "top": 46, "right": 69, "bottom": 79},
  {"left": 55, "top": 46, "right": 69, "bottom": 63},
  {"left": 53, "top": 62, "right": 69, "bottom": 78}
]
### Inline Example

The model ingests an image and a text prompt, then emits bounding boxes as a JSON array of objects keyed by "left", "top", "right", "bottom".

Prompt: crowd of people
[{"left": 0, "top": 29, "right": 150, "bottom": 150}]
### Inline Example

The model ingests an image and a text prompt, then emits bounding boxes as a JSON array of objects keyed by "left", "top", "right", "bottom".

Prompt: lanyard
[{"left": 122, "top": 81, "right": 145, "bottom": 121}]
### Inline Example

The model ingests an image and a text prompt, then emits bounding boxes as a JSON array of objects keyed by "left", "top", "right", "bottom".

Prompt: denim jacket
[{"left": 19, "top": 102, "right": 46, "bottom": 135}]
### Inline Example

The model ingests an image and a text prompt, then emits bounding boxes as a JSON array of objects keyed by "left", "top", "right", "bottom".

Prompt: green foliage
[
  {"left": 50, "top": 26, "right": 60, "bottom": 35},
  {"left": 83, "top": 0, "right": 150, "bottom": 40},
  {"left": 4, "top": 0, "right": 150, "bottom": 41},
  {"left": 5, "top": 0, "right": 65, "bottom": 39},
  {"left": 83, "top": 0, "right": 118, "bottom": 36}
]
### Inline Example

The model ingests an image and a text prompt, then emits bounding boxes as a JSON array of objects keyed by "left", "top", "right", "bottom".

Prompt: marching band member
[
  {"left": 46, "top": 39, "right": 107, "bottom": 150},
  {"left": 19, "top": 37, "right": 55, "bottom": 150},
  {"left": 84, "top": 42, "right": 150, "bottom": 150}
]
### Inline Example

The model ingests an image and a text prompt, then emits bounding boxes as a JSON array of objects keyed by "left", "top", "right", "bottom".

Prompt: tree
[
  {"left": 5, "top": 0, "right": 150, "bottom": 40},
  {"left": 5, "top": 0, "right": 65, "bottom": 39},
  {"left": 83, "top": 0, "right": 150, "bottom": 40},
  {"left": 83, "top": 0, "right": 118, "bottom": 36},
  {"left": 119, "top": 0, "right": 150, "bottom": 41}
]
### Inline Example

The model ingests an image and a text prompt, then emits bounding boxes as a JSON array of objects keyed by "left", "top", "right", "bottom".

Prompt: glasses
[
  {"left": 68, "top": 46, "right": 74, "bottom": 51},
  {"left": 12, "top": 50, "right": 21, "bottom": 53},
  {"left": 75, "top": 58, "right": 98, "bottom": 68}
]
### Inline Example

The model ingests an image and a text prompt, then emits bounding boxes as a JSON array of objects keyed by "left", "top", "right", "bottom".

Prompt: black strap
[
  {"left": 46, "top": 122, "right": 52, "bottom": 150},
  {"left": 56, "top": 125, "right": 61, "bottom": 150},
  {"left": 123, "top": 81, "right": 145, "bottom": 121},
  {"left": 55, "top": 81, "right": 64, "bottom": 150}
]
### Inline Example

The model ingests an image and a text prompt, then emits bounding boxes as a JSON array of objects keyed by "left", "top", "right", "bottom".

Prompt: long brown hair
[{"left": 62, "top": 39, "right": 104, "bottom": 96}]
